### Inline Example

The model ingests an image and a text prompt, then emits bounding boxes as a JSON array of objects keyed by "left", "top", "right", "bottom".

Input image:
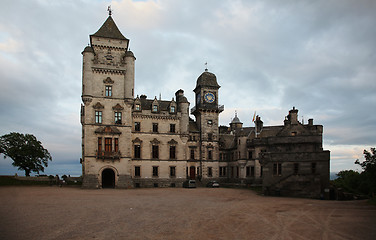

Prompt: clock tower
[{"left": 192, "top": 69, "right": 224, "bottom": 178}]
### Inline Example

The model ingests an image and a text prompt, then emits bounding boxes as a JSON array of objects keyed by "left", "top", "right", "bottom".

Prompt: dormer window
[
  {"left": 170, "top": 106, "right": 175, "bottom": 113},
  {"left": 135, "top": 104, "right": 141, "bottom": 111},
  {"left": 105, "top": 86, "right": 112, "bottom": 97},
  {"left": 152, "top": 105, "right": 158, "bottom": 112}
]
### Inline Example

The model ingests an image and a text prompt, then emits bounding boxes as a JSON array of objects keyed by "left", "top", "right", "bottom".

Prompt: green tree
[
  {"left": 0, "top": 132, "right": 52, "bottom": 176},
  {"left": 355, "top": 148, "right": 376, "bottom": 196},
  {"left": 333, "top": 170, "right": 361, "bottom": 193}
]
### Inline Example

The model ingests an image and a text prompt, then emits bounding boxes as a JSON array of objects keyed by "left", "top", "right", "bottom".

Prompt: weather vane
[
  {"left": 108, "top": 6, "right": 112, "bottom": 16},
  {"left": 205, "top": 62, "right": 208, "bottom": 71}
]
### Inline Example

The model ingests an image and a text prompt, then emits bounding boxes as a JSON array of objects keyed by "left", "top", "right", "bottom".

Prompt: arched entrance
[{"left": 102, "top": 168, "right": 115, "bottom": 188}]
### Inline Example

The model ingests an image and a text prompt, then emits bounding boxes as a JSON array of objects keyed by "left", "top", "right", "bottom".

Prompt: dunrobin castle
[{"left": 80, "top": 13, "right": 330, "bottom": 198}]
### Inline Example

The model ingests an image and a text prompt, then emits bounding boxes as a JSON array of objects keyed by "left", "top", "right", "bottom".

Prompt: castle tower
[
  {"left": 81, "top": 11, "right": 135, "bottom": 188},
  {"left": 192, "top": 69, "right": 224, "bottom": 178}
]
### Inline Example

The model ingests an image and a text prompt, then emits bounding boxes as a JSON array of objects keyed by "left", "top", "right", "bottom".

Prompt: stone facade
[{"left": 81, "top": 15, "right": 330, "bottom": 198}]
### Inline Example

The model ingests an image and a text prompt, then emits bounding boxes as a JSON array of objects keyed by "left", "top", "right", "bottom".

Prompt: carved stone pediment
[
  {"left": 93, "top": 102, "right": 104, "bottom": 109},
  {"left": 150, "top": 138, "right": 160, "bottom": 145},
  {"left": 95, "top": 126, "right": 121, "bottom": 135},
  {"left": 103, "top": 77, "right": 114, "bottom": 84},
  {"left": 112, "top": 103, "right": 124, "bottom": 110},
  {"left": 132, "top": 137, "right": 143, "bottom": 143},
  {"left": 168, "top": 139, "right": 178, "bottom": 145}
]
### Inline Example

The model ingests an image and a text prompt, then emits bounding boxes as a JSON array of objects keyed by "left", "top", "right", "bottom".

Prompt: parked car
[
  {"left": 183, "top": 180, "right": 196, "bottom": 188},
  {"left": 206, "top": 181, "right": 220, "bottom": 188}
]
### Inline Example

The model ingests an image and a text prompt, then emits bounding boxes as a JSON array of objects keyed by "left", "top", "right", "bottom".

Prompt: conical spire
[{"left": 91, "top": 15, "right": 128, "bottom": 41}]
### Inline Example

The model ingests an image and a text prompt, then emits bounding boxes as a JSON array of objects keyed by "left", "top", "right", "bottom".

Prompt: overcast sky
[{"left": 1, "top": 0, "right": 375, "bottom": 176}]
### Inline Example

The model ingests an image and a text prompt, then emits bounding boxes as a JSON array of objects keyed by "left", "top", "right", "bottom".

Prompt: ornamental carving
[
  {"left": 93, "top": 102, "right": 104, "bottom": 109},
  {"left": 112, "top": 103, "right": 124, "bottom": 110},
  {"left": 103, "top": 77, "right": 114, "bottom": 84}
]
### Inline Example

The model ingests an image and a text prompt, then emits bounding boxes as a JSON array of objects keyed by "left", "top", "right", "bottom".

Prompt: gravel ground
[{"left": 0, "top": 186, "right": 375, "bottom": 240}]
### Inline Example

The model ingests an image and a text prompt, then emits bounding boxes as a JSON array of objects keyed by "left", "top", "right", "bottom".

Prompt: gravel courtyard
[{"left": 0, "top": 186, "right": 375, "bottom": 240}]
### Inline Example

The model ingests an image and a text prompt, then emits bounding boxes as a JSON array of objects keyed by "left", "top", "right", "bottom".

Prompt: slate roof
[
  {"left": 195, "top": 71, "right": 220, "bottom": 89},
  {"left": 91, "top": 16, "right": 128, "bottom": 41}
]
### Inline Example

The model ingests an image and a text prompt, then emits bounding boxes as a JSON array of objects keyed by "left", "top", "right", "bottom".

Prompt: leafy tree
[
  {"left": 333, "top": 170, "right": 361, "bottom": 193},
  {"left": 0, "top": 132, "right": 52, "bottom": 176},
  {"left": 355, "top": 148, "right": 376, "bottom": 196}
]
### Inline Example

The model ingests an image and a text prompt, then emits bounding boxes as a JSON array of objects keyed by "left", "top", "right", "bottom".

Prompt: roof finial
[
  {"left": 235, "top": 110, "right": 237, "bottom": 117},
  {"left": 108, "top": 5, "right": 112, "bottom": 16},
  {"left": 205, "top": 62, "right": 208, "bottom": 72}
]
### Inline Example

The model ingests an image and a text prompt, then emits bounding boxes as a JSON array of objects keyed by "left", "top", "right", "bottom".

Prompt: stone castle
[{"left": 80, "top": 13, "right": 330, "bottom": 198}]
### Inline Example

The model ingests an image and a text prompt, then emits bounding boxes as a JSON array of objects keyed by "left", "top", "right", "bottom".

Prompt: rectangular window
[
  {"left": 251, "top": 166, "right": 255, "bottom": 177},
  {"left": 135, "top": 166, "right": 140, "bottom": 177},
  {"left": 208, "top": 133, "right": 213, "bottom": 141},
  {"left": 105, "top": 138, "right": 112, "bottom": 152},
  {"left": 294, "top": 163, "right": 299, "bottom": 175},
  {"left": 135, "top": 122, "right": 141, "bottom": 132},
  {"left": 170, "top": 106, "right": 175, "bottom": 113},
  {"left": 95, "top": 111, "right": 102, "bottom": 124},
  {"left": 98, "top": 137, "right": 102, "bottom": 155},
  {"left": 105, "top": 86, "right": 112, "bottom": 97},
  {"left": 207, "top": 167, "right": 212, "bottom": 177},
  {"left": 208, "top": 150, "right": 212, "bottom": 160},
  {"left": 236, "top": 167, "right": 239, "bottom": 178},
  {"left": 260, "top": 166, "right": 263, "bottom": 177},
  {"left": 248, "top": 151, "right": 253, "bottom": 159},
  {"left": 152, "top": 105, "right": 158, "bottom": 112},
  {"left": 170, "top": 124, "right": 176, "bottom": 133},
  {"left": 115, "top": 112, "right": 122, "bottom": 124},
  {"left": 152, "top": 123, "right": 158, "bottom": 133},
  {"left": 114, "top": 138, "right": 119, "bottom": 152},
  {"left": 246, "top": 166, "right": 250, "bottom": 177},
  {"left": 152, "top": 145, "right": 159, "bottom": 159},
  {"left": 152, "top": 166, "right": 159, "bottom": 177},
  {"left": 219, "top": 167, "right": 227, "bottom": 177},
  {"left": 134, "top": 145, "right": 141, "bottom": 158},
  {"left": 273, "top": 163, "right": 282, "bottom": 176},
  {"left": 135, "top": 104, "right": 141, "bottom": 111},
  {"left": 170, "top": 166, "right": 176, "bottom": 177},
  {"left": 169, "top": 145, "right": 176, "bottom": 159},
  {"left": 311, "top": 162, "right": 317, "bottom": 174},
  {"left": 190, "top": 149, "right": 195, "bottom": 160}
]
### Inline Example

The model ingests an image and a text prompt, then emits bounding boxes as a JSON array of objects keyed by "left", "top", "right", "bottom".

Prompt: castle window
[
  {"left": 190, "top": 149, "right": 195, "bottom": 160},
  {"left": 114, "top": 138, "right": 119, "bottom": 152},
  {"left": 152, "top": 105, "right": 158, "bottom": 112},
  {"left": 170, "top": 166, "right": 176, "bottom": 177},
  {"left": 105, "top": 138, "right": 112, "bottom": 152},
  {"left": 207, "top": 120, "right": 213, "bottom": 125},
  {"left": 135, "top": 122, "right": 141, "bottom": 132},
  {"left": 114, "top": 112, "right": 122, "bottom": 124},
  {"left": 170, "top": 124, "right": 176, "bottom": 133},
  {"left": 246, "top": 166, "right": 255, "bottom": 177},
  {"left": 208, "top": 133, "right": 213, "bottom": 141},
  {"left": 273, "top": 163, "right": 282, "bottom": 176},
  {"left": 170, "top": 106, "right": 175, "bottom": 113},
  {"left": 311, "top": 162, "right": 317, "bottom": 174},
  {"left": 219, "top": 167, "right": 227, "bottom": 177},
  {"left": 105, "top": 86, "right": 112, "bottom": 97},
  {"left": 248, "top": 151, "right": 253, "bottom": 159},
  {"left": 207, "top": 167, "right": 213, "bottom": 177},
  {"left": 152, "top": 166, "right": 159, "bottom": 177},
  {"left": 152, "top": 123, "right": 158, "bottom": 133},
  {"left": 294, "top": 163, "right": 299, "bottom": 175},
  {"left": 169, "top": 146, "right": 176, "bottom": 159},
  {"left": 208, "top": 150, "right": 212, "bottom": 160},
  {"left": 134, "top": 145, "right": 141, "bottom": 159},
  {"left": 135, "top": 104, "right": 141, "bottom": 111},
  {"left": 98, "top": 137, "right": 102, "bottom": 154},
  {"left": 135, "top": 166, "right": 141, "bottom": 177},
  {"left": 152, "top": 145, "right": 159, "bottom": 159},
  {"left": 95, "top": 111, "right": 102, "bottom": 124}
]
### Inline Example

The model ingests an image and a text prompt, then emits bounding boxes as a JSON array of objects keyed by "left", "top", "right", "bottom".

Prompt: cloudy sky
[{"left": 1, "top": 0, "right": 375, "bottom": 176}]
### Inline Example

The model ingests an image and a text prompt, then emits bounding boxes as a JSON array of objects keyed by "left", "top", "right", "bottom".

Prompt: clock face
[{"left": 204, "top": 92, "right": 215, "bottom": 103}]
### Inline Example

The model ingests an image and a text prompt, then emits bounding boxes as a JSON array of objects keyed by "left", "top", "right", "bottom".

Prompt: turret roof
[{"left": 91, "top": 16, "right": 128, "bottom": 40}]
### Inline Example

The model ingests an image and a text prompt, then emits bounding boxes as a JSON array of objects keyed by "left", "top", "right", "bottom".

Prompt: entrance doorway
[
  {"left": 190, "top": 166, "right": 196, "bottom": 180},
  {"left": 102, "top": 168, "right": 115, "bottom": 188}
]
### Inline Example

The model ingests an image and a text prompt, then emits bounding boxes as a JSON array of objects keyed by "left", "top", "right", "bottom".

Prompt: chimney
[
  {"left": 289, "top": 107, "right": 299, "bottom": 125},
  {"left": 308, "top": 119, "right": 313, "bottom": 126}
]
